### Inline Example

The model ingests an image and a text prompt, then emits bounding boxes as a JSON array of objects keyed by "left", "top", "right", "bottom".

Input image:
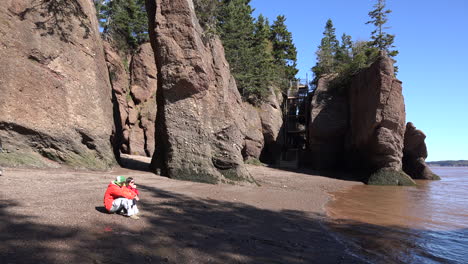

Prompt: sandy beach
[{"left": 1, "top": 159, "right": 363, "bottom": 264}]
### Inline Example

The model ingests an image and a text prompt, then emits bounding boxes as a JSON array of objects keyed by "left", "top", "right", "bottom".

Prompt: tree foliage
[
  {"left": 216, "top": 0, "right": 259, "bottom": 102},
  {"left": 270, "top": 15, "right": 299, "bottom": 84},
  {"left": 312, "top": 19, "right": 339, "bottom": 79},
  {"left": 311, "top": 20, "right": 379, "bottom": 87},
  {"left": 249, "top": 15, "right": 275, "bottom": 102},
  {"left": 366, "top": 0, "right": 398, "bottom": 57},
  {"left": 311, "top": 0, "right": 399, "bottom": 86},
  {"left": 94, "top": 0, "right": 148, "bottom": 54},
  {"left": 193, "top": 0, "right": 298, "bottom": 104}
]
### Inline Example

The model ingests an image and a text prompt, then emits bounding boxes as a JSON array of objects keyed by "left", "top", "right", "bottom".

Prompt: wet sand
[{"left": 0, "top": 161, "right": 362, "bottom": 264}]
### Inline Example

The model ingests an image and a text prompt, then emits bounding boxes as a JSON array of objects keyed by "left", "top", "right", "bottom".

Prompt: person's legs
[
  {"left": 109, "top": 198, "right": 126, "bottom": 213},
  {"left": 109, "top": 198, "right": 139, "bottom": 218},
  {"left": 125, "top": 199, "right": 138, "bottom": 216},
  {"left": 115, "top": 198, "right": 138, "bottom": 216},
  {"left": 131, "top": 204, "right": 139, "bottom": 215},
  {"left": 131, "top": 199, "right": 139, "bottom": 215}
]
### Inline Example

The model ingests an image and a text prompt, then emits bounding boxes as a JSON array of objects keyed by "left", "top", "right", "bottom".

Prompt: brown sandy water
[{"left": 326, "top": 167, "right": 468, "bottom": 264}]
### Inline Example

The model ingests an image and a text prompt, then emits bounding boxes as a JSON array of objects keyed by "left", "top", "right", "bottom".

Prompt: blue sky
[{"left": 251, "top": 0, "right": 468, "bottom": 161}]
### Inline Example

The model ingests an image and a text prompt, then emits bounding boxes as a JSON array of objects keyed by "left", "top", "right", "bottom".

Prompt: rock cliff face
[
  {"left": 146, "top": 0, "right": 253, "bottom": 184},
  {"left": 347, "top": 55, "right": 415, "bottom": 185},
  {"left": 129, "top": 44, "right": 158, "bottom": 156},
  {"left": 242, "top": 103, "right": 264, "bottom": 161},
  {"left": 104, "top": 42, "right": 157, "bottom": 157},
  {"left": 259, "top": 87, "right": 284, "bottom": 164},
  {"left": 102, "top": 42, "right": 129, "bottom": 158},
  {"left": 403, "top": 122, "right": 440, "bottom": 180},
  {"left": 0, "top": 0, "right": 115, "bottom": 169},
  {"left": 308, "top": 54, "right": 417, "bottom": 185},
  {"left": 308, "top": 75, "right": 348, "bottom": 169}
]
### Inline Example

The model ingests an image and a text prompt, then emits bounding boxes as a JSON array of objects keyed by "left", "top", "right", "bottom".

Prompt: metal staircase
[{"left": 279, "top": 79, "right": 311, "bottom": 169}]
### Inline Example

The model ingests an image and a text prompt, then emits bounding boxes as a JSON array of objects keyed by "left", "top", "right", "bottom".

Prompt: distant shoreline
[{"left": 427, "top": 160, "right": 468, "bottom": 167}]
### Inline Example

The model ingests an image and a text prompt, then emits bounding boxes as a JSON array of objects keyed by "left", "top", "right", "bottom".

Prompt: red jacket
[
  {"left": 127, "top": 185, "right": 139, "bottom": 196},
  {"left": 103, "top": 182, "right": 136, "bottom": 211}
]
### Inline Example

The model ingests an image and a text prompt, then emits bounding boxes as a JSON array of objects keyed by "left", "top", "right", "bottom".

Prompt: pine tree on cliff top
[
  {"left": 270, "top": 15, "right": 298, "bottom": 86},
  {"left": 366, "top": 0, "right": 398, "bottom": 58},
  {"left": 312, "top": 19, "right": 340, "bottom": 81},
  {"left": 336, "top": 33, "right": 353, "bottom": 65}
]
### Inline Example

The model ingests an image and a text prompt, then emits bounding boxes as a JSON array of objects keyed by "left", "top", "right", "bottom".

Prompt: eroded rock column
[
  {"left": 347, "top": 54, "right": 415, "bottom": 185},
  {"left": 403, "top": 122, "right": 440, "bottom": 180},
  {"left": 146, "top": 0, "right": 253, "bottom": 184}
]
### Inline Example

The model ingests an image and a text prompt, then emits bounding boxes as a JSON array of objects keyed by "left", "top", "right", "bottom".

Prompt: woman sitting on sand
[
  {"left": 103, "top": 176, "right": 140, "bottom": 219},
  {"left": 125, "top": 177, "right": 140, "bottom": 213}
]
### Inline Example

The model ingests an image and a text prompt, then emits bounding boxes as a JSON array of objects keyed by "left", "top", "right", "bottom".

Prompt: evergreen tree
[
  {"left": 197, "top": 1, "right": 298, "bottom": 102},
  {"left": 270, "top": 15, "right": 298, "bottom": 88},
  {"left": 336, "top": 33, "right": 352, "bottom": 64},
  {"left": 366, "top": 0, "right": 398, "bottom": 57},
  {"left": 217, "top": 0, "right": 258, "bottom": 100},
  {"left": 94, "top": 0, "right": 148, "bottom": 53},
  {"left": 312, "top": 19, "right": 340, "bottom": 81},
  {"left": 311, "top": 18, "right": 381, "bottom": 89},
  {"left": 350, "top": 41, "right": 373, "bottom": 70},
  {"left": 249, "top": 14, "right": 275, "bottom": 103}
]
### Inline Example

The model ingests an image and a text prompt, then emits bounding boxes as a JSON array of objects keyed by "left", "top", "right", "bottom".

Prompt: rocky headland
[{"left": 0, "top": 0, "right": 437, "bottom": 186}]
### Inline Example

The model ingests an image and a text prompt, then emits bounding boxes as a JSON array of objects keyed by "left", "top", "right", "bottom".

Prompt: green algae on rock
[{"left": 367, "top": 168, "right": 416, "bottom": 186}]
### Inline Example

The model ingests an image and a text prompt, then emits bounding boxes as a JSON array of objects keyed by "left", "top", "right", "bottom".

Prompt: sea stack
[
  {"left": 403, "top": 122, "right": 440, "bottom": 180},
  {"left": 146, "top": 0, "right": 254, "bottom": 184},
  {"left": 347, "top": 53, "right": 415, "bottom": 186}
]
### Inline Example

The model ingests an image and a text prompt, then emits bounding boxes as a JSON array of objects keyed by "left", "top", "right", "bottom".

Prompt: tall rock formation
[
  {"left": 347, "top": 54, "right": 415, "bottom": 185},
  {"left": 403, "top": 122, "right": 440, "bottom": 180},
  {"left": 104, "top": 42, "right": 157, "bottom": 157},
  {"left": 129, "top": 43, "right": 157, "bottom": 157},
  {"left": 0, "top": 0, "right": 115, "bottom": 169},
  {"left": 242, "top": 87, "right": 284, "bottom": 163},
  {"left": 146, "top": 0, "right": 253, "bottom": 184},
  {"left": 102, "top": 42, "right": 129, "bottom": 157},
  {"left": 242, "top": 103, "right": 264, "bottom": 161},
  {"left": 259, "top": 87, "right": 284, "bottom": 164},
  {"left": 308, "top": 74, "right": 348, "bottom": 169}
]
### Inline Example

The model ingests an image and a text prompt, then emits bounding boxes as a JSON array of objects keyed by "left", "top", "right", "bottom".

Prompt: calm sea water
[{"left": 326, "top": 167, "right": 468, "bottom": 264}]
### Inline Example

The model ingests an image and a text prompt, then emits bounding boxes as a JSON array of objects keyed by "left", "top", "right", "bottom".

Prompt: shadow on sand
[
  {"left": 2, "top": 184, "right": 464, "bottom": 263},
  {"left": 94, "top": 206, "right": 108, "bottom": 214},
  {"left": 119, "top": 155, "right": 152, "bottom": 172},
  {"left": 1, "top": 185, "right": 360, "bottom": 264}
]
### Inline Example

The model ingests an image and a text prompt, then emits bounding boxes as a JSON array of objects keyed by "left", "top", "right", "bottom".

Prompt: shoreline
[{"left": 1, "top": 162, "right": 363, "bottom": 263}]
